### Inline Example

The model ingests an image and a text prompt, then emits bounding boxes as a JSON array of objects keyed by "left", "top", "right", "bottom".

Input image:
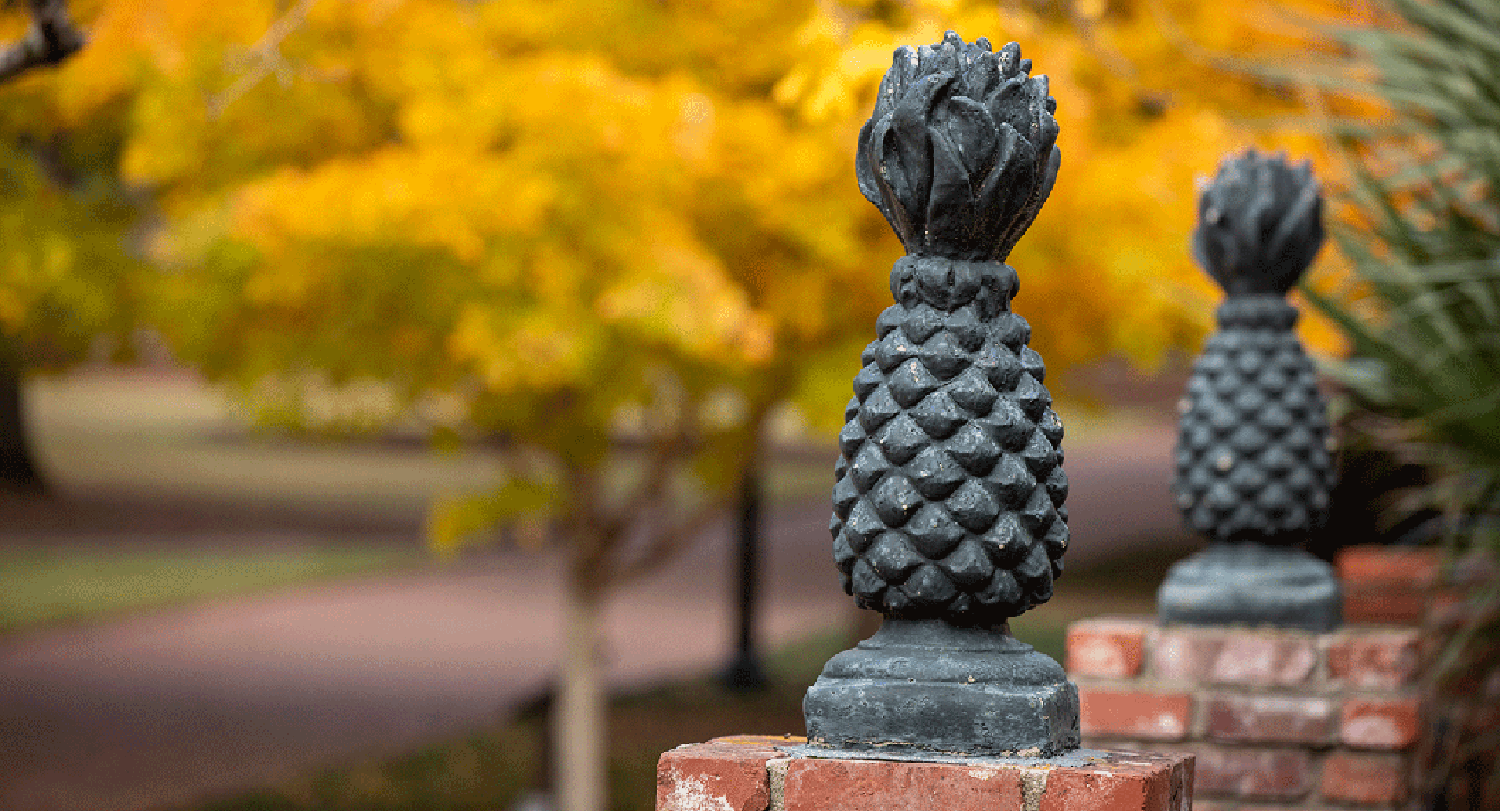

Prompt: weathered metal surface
[
  {"left": 806, "top": 32, "right": 1079, "bottom": 757},
  {"left": 1158, "top": 541, "right": 1341, "bottom": 632},
  {"left": 804, "top": 620, "right": 1080, "bottom": 756},
  {"left": 1161, "top": 149, "right": 1341, "bottom": 632}
]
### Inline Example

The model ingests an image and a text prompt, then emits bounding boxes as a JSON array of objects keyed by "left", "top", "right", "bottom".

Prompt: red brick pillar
[
  {"left": 1063, "top": 544, "right": 1500, "bottom": 811},
  {"left": 1340, "top": 545, "right": 1500, "bottom": 811},
  {"left": 1067, "top": 617, "right": 1420, "bottom": 810},
  {"left": 657, "top": 736, "right": 1194, "bottom": 811},
  {"left": 1338, "top": 545, "right": 1443, "bottom": 625}
]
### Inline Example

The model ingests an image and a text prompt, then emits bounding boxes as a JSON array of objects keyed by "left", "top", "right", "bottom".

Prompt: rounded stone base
[
  {"left": 802, "top": 619, "right": 1081, "bottom": 757},
  {"left": 1157, "top": 541, "right": 1341, "bottom": 632}
]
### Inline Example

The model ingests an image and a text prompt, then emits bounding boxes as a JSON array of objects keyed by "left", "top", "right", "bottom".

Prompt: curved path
[{"left": 0, "top": 422, "right": 1182, "bottom": 811}]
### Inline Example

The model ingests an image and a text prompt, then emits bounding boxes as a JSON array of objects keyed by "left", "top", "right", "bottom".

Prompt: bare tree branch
[
  {"left": 613, "top": 497, "right": 729, "bottom": 587},
  {"left": 207, "top": 0, "right": 316, "bottom": 119},
  {"left": 0, "top": 0, "right": 84, "bottom": 84},
  {"left": 600, "top": 394, "right": 698, "bottom": 543}
]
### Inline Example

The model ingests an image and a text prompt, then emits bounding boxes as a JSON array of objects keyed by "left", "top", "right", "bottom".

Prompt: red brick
[
  {"left": 1209, "top": 634, "right": 1318, "bottom": 687},
  {"left": 1080, "top": 687, "right": 1193, "bottom": 741},
  {"left": 775, "top": 750, "right": 1189, "bottom": 811},
  {"left": 1203, "top": 693, "right": 1336, "bottom": 744},
  {"left": 657, "top": 737, "right": 784, "bottom": 811},
  {"left": 1342, "top": 696, "right": 1422, "bottom": 749},
  {"left": 1150, "top": 628, "right": 1318, "bottom": 687},
  {"left": 780, "top": 756, "right": 1023, "bottom": 811},
  {"left": 1327, "top": 629, "right": 1421, "bottom": 689},
  {"left": 1168, "top": 751, "right": 1194, "bottom": 811},
  {"left": 1427, "top": 589, "right": 1473, "bottom": 629},
  {"left": 1193, "top": 746, "right": 1313, "bottom": 799},
  {"left": 1321, "top": 751, "right": 1408, "bottom": 806},
  {"left": 1079, "top": 737, "right": 1149, "bottom": 751},
  {"left": 1339, "top": 546, "right": 1439, "bottom": 625},
  {"left": 1151, "top": 627, "right": 1226, "bottom": 682},
  {"left": 1344, "top": 585, "right": 1429, "bottom": 625},
  {"left": 1067, "top": 618, "right": 1149, "bottom": 678},
  {"left": 1337, "top": 545, "right": 1440, "bottom": 588},
  {"left": 1039, "top": 752, "right": 1194, "bottom": 811}
]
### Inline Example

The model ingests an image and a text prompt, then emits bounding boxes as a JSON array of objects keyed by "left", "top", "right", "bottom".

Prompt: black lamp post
[{"left": 723, "top": 465, "right": 768, "bottom": 690}]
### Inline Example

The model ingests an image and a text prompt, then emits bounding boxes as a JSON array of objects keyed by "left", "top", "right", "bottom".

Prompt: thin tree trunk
[
  {"left": 555, "top": 573, "right": 605, "bottom": 811},
  {"left": 0, "top": 346, "right": 43, "bottom": 493}
]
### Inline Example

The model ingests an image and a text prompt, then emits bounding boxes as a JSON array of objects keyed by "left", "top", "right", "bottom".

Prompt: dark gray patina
[
  {"left": 803, "top": 32, "right": 1080, "bottom": 757},
  {"left": 1159, "top": 149, "right": 1341, "bottom": 632}
]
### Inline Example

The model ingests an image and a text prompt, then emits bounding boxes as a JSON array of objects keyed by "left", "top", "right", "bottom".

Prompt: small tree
[{"left": 75, "top": 4, "right": 891, "bottom": 809}]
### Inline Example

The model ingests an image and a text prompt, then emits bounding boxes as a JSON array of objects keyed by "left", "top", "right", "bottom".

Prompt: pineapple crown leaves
[
  {"left": 1192, "top": 149, "right": 1325, "bottom": 297},
  {"left": 856, "top": 32, "right": 1060, "bottom": 263}
]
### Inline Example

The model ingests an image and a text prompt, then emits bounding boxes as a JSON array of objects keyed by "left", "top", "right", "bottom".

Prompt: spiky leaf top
[
  {"left": 856, "top": 32, "right": 1060, "bottom": 262},
  {"left": 1192, "top": 149, "right": 1324, "bottom": 295},
  {"left": 834, "top": 34, "right": 1066, "bottom": 625},
  {"left": 1174, "top": 150, "right": 1334, "bottom": 543}
]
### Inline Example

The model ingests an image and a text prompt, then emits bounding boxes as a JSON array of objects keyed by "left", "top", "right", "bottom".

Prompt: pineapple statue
[
  {"left": 802, "top": 32, "right": 1079, "bottom": 757},
  {"left": 1157, "top": 149, "right": 1341, "bottom": 632}
]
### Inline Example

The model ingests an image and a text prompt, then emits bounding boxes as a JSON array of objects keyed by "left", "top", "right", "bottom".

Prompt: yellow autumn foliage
[{"left": 1, "top": 0, "right": 1380, "bottom": 520}]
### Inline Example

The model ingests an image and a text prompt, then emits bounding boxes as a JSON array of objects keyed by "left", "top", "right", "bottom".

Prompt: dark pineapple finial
[
  {"left": 1160, "top": 149, "right": 1341, "bottom": 632},
  {"left": 1175, "top": 150, "right": 1333, "bottom": 543},
  {"left": 806, "top": 33, "right": 1079, "bottom": 758},
  {"left": 835, "top": 32, "right": 1067, "bottom": 627}
]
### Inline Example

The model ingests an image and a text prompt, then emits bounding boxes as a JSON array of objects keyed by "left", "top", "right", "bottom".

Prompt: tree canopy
[{"left": 2, "top": 0, "right": 1361, "bottom": 448}]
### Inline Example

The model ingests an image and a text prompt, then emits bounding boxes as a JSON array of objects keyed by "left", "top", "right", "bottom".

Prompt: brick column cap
[{"left": 658, "top": 737, "right": 1194, "bottom": 811}]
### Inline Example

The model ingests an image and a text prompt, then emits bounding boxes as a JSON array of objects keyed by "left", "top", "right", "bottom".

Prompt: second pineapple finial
[{"left": 1161, "top": 149, "right": 1341, "bottom": 632}]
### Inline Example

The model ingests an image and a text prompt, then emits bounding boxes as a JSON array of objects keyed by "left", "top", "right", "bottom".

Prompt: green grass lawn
[{"left": 0, "top": 545, "right": 421, "bottom": 635}]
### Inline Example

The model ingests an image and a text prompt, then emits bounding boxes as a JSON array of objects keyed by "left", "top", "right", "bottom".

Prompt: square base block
[{"left": 658, "top": 736, "right": 1194, "bottom": 811}]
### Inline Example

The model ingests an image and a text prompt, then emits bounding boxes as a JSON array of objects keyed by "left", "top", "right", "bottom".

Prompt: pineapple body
[
  {"left": 1173, "top": 296, "right": 1333, "bottom": 542},
  {"left": 829, "top": 256, "right": 1067, "bottom": 625}
]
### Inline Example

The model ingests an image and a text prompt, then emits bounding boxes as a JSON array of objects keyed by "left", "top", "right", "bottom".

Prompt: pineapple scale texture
[
  {"left": 829, "top": 257, "right": 1067, "bottom": 624},
  {"left": 1174, "top": 296, "right": 1334, "bottom": 542}
]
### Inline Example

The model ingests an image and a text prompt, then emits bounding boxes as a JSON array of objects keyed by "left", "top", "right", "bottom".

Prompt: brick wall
[
  {"left": 1339, "top": 545, "right": 1499, "bottom": 811},
  {"left": 1338, "top": 546, "right": 1441, "bottom": 626},
  {"left": 1067, "top": 618, "right": 1420, "bottom": 810},
  {"left": 1064, "top": 545, "right": 1499, "bottom": 811}
]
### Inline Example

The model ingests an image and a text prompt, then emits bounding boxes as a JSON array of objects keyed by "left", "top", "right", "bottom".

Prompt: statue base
[
  {"left": 1157, "top": 541, "right": 1341, "bottom": 632},
  {"left": 802, "top": 619, "right": 1080, "bottom": 757}
]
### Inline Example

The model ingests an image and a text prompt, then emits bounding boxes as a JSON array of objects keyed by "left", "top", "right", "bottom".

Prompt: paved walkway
[{"left": 0, "top": 423, "right": 1183, "bottom": 811}]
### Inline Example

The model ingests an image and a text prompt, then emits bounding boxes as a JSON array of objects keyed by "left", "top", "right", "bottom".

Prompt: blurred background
[{"left": 1, "top": 0, "right": 1496, "bottom": 810}]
